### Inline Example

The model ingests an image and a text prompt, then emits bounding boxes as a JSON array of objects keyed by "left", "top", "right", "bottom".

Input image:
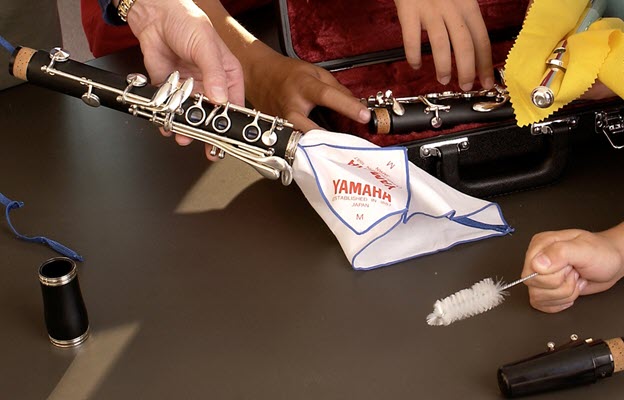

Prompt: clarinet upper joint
[{"left": 36, "top": 47, "right": 301, "bottom": 185}]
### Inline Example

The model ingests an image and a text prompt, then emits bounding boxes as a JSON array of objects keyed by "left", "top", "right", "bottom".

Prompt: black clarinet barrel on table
[{"left": 39, "top": 257, "right": 90, "bottom": 347}]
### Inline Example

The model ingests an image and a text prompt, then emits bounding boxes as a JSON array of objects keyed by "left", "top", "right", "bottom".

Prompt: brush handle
[{"left": 500, "top": 272, "right": 538, "bottom": 291}]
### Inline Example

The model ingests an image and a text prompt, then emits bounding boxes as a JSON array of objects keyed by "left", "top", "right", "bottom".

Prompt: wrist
[
  {"left": 602, "top": 222, "right": 624, "bottom": 281},
  {"left": 117, "top": 0, "right": 139, "bottom": 23}
]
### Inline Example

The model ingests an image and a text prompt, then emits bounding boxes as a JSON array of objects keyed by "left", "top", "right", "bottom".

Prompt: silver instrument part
[
  {"left": 262, "top": 118, "right": 279, "bottom": 147},
  {"left": 473, "top": 86, "right": 510, "bottom": 112},
  {"left": 242, "top": 111, "right": 262, "bottom": 143},
  {"left": 185, "top": 94, "right": 207, "bottom": 126},
  {"left": 212, "top": 102, "right": 232, "bottom": 134},
  {"left": 531, "top": 86, "right": 555, "bottom": 109},
  {"left": 39, "top": 52, "right": 300, "bottom": 185},
  {"left": 42, "top": 47, "right": 70, "bottom": 75},
  {"left": 530, "top": 0, "right": 607, "bottom": 108},
  {"left": 81, "top": 82, "right": 101, "bottom": 107},
  {"left": 364, "top": 85, "right": 510, "bottom": 118},
  {"left": 418, "top": 95, "right": 450, "bottom": 128},
  {"left": 126, "top": 73, "right": 148, "bottom": 87}
]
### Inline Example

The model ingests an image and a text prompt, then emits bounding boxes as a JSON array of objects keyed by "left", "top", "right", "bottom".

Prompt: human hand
[
  {"left": 393, "top": 0, "right": 493, "bottom": 91},
  {"left": 245, "top": 50, "right": 370, "bottom": 132},
  {"left": 521, "top": 225, "right": 624, "bottom": 313},
  {"left": 580, "top": 80, "right": 617, "bottom": 100},
  {"left": 124, "top": 0, "right": 244, "bottom": 157}
]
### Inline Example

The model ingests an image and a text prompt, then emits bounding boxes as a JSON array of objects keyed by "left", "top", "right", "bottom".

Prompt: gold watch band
[{"left": 117, "top": 0, "right": 138, "bottom": 22}]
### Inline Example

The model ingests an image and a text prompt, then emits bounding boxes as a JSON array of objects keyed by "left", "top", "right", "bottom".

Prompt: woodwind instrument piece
[
  {"left": 364, "top": 83, "right": 513, "bottom": 135},
  {"left": 531, "top": 0, "right": 607, "bottom": 108},
  {"left": 499, "top": 334, "right": 624, "bottom": 397},
  {"left": 9, "top": 47, "right": 303, "bottom": 185}
]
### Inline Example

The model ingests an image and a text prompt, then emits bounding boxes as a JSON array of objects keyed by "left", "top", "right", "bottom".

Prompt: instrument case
[{"left": 276, "top": 0, "right": 624, "bottom": 197}]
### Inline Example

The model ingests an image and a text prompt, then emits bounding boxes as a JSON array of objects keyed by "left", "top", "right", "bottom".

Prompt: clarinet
[
  {"left": 498, "top": 334, "right": 624, "bottom": 397},
  {"left": 9, "top": 47, "right": 302, "bottom": 185},
  {"left": 364, "top": 84, "right": 514, "bottom": 135}
]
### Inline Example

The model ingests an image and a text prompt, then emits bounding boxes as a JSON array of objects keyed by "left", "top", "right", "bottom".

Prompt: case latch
[
  {"left": 420, "top": 137, "right": 469, "bottom": 158},
  {"left": 595, "top": 109, "right": 624, "bottom": 149},
  {"left": 531, "top": 116, "right": 579, "bottom": 135}
]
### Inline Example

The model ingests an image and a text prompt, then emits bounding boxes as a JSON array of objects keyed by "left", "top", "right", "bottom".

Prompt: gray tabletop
[{"left": 1, "top": 50, "right": 624, "bottom": 399}]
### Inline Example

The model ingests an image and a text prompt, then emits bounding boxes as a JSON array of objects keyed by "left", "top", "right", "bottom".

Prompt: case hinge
[
  {"left": 531, "top": 116, "right": 579, "bottom": 135},
  {"left": 420, "top": 137, "right": 469, "bottom": 158},
  {"left": 595, "top": 109, "right": 624, "bottom": 149}
]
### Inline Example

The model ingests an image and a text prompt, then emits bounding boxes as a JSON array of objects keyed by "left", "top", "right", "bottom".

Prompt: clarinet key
[
  {"left": 242, "top": 111, "right": 261, "bottom": 142},
  {"left": 262, "top": 118, "right": 279, "bottom": 146},
  {"left": 211, "top": 103, "right": 232, "bottom": 133},
  {"left": 185, "top": 95, "right": 207, "bottom": 126},
  {"left": 81, "top": 84, "right": 100, "bottom": 107}
]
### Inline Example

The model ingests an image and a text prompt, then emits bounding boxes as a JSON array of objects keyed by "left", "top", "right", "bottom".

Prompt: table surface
[{"left": 1, "top": 48, "right": 624, "bottom": 400}]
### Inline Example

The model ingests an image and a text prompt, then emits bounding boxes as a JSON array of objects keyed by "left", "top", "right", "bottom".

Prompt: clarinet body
[
  {"left": 9, "top": 47, "right": 302, "bottom": 185},
  {"left": 498, "top": 334, "right": 624, "bottom": 397},
  {"left": 365, "top": 85, "right": 514, "bottom": 135}
]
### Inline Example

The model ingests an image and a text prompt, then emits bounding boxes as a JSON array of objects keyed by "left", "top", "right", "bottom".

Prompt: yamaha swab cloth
[{"left": 293, "top": 130, "right": 512, "bottom": 270}]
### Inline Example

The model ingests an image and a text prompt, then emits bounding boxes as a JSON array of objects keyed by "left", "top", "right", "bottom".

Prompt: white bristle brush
[{"left": 426, "top": 272, "right": 538, "bottom": 326}]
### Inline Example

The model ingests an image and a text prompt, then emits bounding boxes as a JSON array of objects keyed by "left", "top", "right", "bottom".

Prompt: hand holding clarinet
[{"left": 112, "top": 0, "right": 245, "bottom": 158}]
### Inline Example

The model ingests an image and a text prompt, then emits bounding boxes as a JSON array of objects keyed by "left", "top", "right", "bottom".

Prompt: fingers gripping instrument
[{"left": 9, "top": 47, "right": 302, "bottom": 185}]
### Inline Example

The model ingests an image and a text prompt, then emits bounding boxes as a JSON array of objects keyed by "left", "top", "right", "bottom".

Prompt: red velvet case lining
[
  {"left": 282, "top": 0, "right": 531, "bottom": 146},
  {"left": 81, "top": 0, "right": 271, "bottom": 58}
]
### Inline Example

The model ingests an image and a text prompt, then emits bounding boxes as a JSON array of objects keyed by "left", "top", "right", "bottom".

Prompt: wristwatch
[{"left": 117, "top": 0, "right": 138, "bottom": 22}]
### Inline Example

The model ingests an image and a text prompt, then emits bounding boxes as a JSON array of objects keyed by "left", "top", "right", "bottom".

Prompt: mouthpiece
[{"left": 498, "top": 335, "right": 624, "bottom": 397}]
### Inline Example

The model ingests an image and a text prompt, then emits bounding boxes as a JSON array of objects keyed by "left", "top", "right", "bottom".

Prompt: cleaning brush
[{"left": 426, "top": 272, "right": 538, "bottom": 326}]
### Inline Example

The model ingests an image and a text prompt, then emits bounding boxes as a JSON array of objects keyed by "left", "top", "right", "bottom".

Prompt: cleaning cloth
[{"left": 293, "top": 130, "right": 512, "bottom": 270}]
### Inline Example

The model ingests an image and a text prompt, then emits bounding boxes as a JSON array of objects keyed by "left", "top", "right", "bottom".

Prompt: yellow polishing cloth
[{"left": 505, "top": 0, "right": 624, "bottom": 126}]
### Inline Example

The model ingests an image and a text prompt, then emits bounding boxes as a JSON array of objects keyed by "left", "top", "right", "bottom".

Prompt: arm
[
  {"left": 521, "top": 223, "right": 624, "bottom": 313},
  {"left": 194, "top": 0, "right": 371, "bottom": 132},
  {"left": 393, "top": 0, "right": 493, "bottom": 91}
]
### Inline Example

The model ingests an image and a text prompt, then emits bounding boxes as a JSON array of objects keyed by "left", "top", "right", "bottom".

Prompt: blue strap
[
  {"left": 0, "top": 34, "right": 15, "bottom": 54},
  {"left": 0, "top": 192, "right": 83, "bottom": 261}
]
